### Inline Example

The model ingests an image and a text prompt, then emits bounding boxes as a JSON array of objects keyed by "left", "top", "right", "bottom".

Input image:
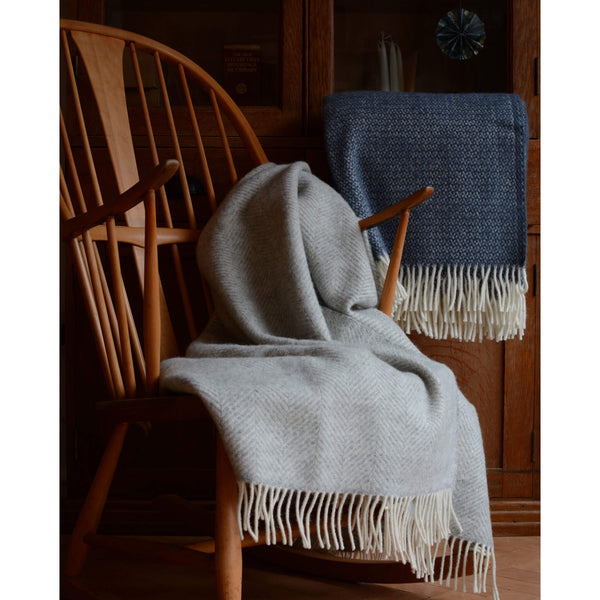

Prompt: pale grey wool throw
[{"left": 160, "top": 162, "right": 498, "bottom": 597}]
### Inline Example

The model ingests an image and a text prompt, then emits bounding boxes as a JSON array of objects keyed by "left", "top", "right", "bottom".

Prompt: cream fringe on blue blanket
[{"left": 375, "top": 259, "right": 528, "bottom": 342}]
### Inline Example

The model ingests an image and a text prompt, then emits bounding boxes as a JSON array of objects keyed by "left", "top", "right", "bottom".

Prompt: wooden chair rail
[
  {"left": 62, "top": 159, "right": 180, "bottom": 240},
  {"left": 88, "top": 225, "right": 200, "bottom": 248},
  {"left": 358, "top": 186, "right": 434, "bottom": 231}
]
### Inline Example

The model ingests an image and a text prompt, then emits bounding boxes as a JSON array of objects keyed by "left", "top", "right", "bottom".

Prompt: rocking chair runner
[{"left": 60, "top": 19, "right": 437, "bottom": 598}]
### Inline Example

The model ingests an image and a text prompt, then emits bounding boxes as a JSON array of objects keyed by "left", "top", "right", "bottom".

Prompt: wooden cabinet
[
  {"left": 315, "top": 0, "right": 540, "bottom": 533},
  {"left": 61, "top": 0, "right": 540, "bottom": 535}
]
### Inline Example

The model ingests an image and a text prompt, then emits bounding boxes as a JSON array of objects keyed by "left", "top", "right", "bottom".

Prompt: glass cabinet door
[
  {"left": 334, "top": 0, "right": 509, "bottom": 94},
  {"left": 76, "top": 0, "right": 303, "bottom": 136},
  {"left": 105, "top": 0, "right": 280, "bottom": 106}
]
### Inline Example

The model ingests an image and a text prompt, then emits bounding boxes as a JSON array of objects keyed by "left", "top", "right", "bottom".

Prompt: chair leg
[
  {"left": 215, "top": 436, "right": 242, "bottom": 600},
  {"left": 64, "top": 422, "right": 129, "bottom": 577}
]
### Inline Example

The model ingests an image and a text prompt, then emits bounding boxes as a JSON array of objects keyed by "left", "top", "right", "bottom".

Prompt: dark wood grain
[
  {"left": 527, "top": 140, "right": 540, "bottom": 228},
  {"left": 491, "top": 498, "right": 540, "bottom": 536},
  {"left": 307, "top": 0, "right": 334, "bottom": 135},
  {"left": 502, "top": 472, "right": 533, "bottom": 500},
  {"left": 503, "top": 236, "right": 538, "bottom": 497},
  {"left": 280, "top": 0, "right": 305, "bottom": 135},
  {"left": 76, "top": 0, "right": 105, "bottom": 23},
  {"left": 532, "top": 234, "right": 540, "bottom": 499},
  {"left": 511, "top": 0, "right": 540, "bottom": 138}
]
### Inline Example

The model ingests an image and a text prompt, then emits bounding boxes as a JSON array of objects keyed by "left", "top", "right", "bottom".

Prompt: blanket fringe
[
  {"left": 238, "top": 482, "right": 455, "bottom": 567},
  {"left": 376, "top": 258, "right": 528, "bottom": 342},
  {"left": 335, "top": 535, "right": 498, "bottom": 598},
  {"left": 237, "top": 482, "right": 498, "bottom": 596},
  {"left": 439, "top": 535, "right": 500, "bottom": 600}
]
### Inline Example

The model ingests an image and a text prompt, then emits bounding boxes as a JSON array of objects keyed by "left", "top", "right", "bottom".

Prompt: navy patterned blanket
[{"left": 324, "top": 92, "right": 529, "bottom": 341}]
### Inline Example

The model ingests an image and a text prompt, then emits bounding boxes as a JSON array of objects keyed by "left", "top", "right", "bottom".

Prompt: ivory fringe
[
  {"left": 238, "top": 483, "right": 456, "bottom": 563},
  {"left": 237, "top": 481, "right": 498, "bottom": 597},
  {"left": 339, "top": 535, "right": 499, "bottom": 599},
  {"left": 376, "top": 258, "right": 528, "bottom": 342}
]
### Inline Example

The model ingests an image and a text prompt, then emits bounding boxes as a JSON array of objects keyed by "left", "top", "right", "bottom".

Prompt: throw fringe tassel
[
  {"left": 439, "top": 535, "right": 500, "bottom": 600},
  {"left": 337, "top": 534, "right": 498, "bottom": 599},
  {"left": 237, "top": 481, "right": 498, "bottom": 597},
  {"left": 376, "top": 257, "right": 528, "bottom": 342}
]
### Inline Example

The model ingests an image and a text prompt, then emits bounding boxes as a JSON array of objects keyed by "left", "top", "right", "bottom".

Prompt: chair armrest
[
  {"left": 61, "top": 159, "right": 179, "bottom": 240},
  {"left": 358, "top": 186, "right": 433, "bottom": 231},
  {"left": 358, "top": 186, "right": 434, "bottom": 317}
]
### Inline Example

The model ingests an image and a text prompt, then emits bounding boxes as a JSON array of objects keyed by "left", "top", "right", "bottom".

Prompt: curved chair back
[{"left": 60, "top": 19, "right": 268, "bottom": 400}]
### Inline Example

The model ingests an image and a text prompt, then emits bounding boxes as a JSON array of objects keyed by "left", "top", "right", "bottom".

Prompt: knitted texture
[
  {"left": 160, "top": 162, "right": 497, "bottom": 596},
  {"left": 324, "top": 92, "right": 529, "bottom": 341}
]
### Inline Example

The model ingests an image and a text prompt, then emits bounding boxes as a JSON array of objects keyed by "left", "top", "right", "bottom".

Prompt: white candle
[
  {"left": 389, "top": 41, "right": 399, "bottom": 91},
  {"left": 395, "top": 43, "right": 405, "bottom": 92},
  {"left": 378, "top": 39, "right": 390, "bottom": 91}
]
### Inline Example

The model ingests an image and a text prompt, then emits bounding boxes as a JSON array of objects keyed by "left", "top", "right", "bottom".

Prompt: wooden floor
[{"left": 61, "top": 536, "right": 539, "bottom": 600}]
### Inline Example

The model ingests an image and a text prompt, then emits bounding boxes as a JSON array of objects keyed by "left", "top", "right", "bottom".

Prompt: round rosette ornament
[{"left": 436, "top": 8, "right": 486, "bottom": 60}]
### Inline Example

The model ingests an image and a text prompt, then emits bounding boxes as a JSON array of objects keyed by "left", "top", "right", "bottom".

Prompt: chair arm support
[
  {"left": 61, "top": 159, "right": 179, "bottom": 240},
  {"left": 357, "top": 186, "right": 434, "bottom": 317},
  {"left": 87, "top": 225, "right": 201, "bottom": 247},
  {"left": 358, "top": 186, "right": 434, "bottom": 231}
]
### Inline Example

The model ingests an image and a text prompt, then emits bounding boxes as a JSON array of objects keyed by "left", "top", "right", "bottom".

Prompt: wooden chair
[{"left": 60, "top": 19, "right": 435, "bottom": 599}]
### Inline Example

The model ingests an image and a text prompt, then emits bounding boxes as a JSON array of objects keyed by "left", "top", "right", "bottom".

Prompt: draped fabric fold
[
  {"left": 161, "top": 162, "right": 498, "bottom": 597},
  {"left": 324, "top": 92, "right": 528, "bottom": 342}
]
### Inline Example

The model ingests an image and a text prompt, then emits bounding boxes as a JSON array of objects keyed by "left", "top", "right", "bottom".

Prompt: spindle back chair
[
  {"left": 60, "top": 18, "right": 268, "bottom": 593},
  {"left": 60, "top": 19, "right": 267, "bottom": 396},
  {"left": 60, "top": 19, "right": 436, "bottom": 599}
]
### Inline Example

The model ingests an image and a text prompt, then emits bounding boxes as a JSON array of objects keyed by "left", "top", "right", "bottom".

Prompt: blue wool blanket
[{"left": 324, "top": 92, "right": 529, "bottom": 342}]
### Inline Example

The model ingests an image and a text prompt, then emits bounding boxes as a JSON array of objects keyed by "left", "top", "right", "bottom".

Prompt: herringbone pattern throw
[
  {"left": 161, "top": 162, "right": 498, "bottom": 597},
  {"left": 324, "top": 92, "right": 529, "bottom": 342}
]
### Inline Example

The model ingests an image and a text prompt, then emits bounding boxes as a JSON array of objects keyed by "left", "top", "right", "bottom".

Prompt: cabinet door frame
[{"left": 307, "top": 0, "right": 334, "bottom": 135}]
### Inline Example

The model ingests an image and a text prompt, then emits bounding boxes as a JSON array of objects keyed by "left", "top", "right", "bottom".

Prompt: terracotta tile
[
  {"left": 495, "top": 575, "right": 539, "bottom": 596},
  {"left": 500, "top": 567, "right": 540, "bottom": 584}
]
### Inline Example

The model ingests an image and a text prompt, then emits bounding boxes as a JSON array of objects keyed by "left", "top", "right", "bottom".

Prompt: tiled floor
[{"left": 61, "top": 536, "right": 539, "bottom": 599}]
